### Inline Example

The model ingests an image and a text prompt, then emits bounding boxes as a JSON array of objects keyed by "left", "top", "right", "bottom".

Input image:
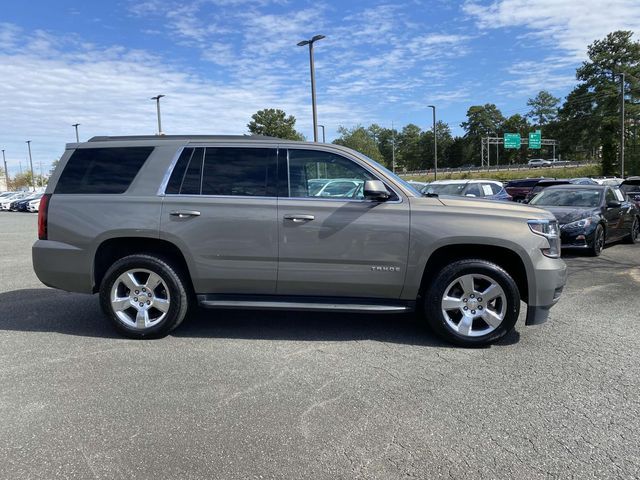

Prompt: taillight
[{"left": 38, "top": 194, "right": 51, "bottom": 240}]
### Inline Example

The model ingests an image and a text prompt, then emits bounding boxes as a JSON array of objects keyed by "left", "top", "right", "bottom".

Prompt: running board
[{"left": 197, "top": 295, "right": 413, "bottom": 313}]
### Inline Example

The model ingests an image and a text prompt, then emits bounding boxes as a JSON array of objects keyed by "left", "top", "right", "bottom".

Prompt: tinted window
[
  {"left": 605, "top": 188, "right": 617, "bottom": 204},
  {"left": 287, "top": 149, "right": 374, "bottom": 199},
  {"left": 181, "top": 148, "right": 205, "bottom": 195},
  {"left": 464, "top": 184, "right": 482, "bottom": 197},
  {"left": 201, "top": 148, "right": 276, "bottom": 197},
  {"left": 55, "top": 147, "right": 153, "bottom": 194},
  {"left": 165, "top": 148, "right": 194, "bottom": 194}
]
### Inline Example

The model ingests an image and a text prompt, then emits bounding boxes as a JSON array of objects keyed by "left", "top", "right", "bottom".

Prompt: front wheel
[
  {"left": 424, "top": 259, "right": 520, "bottom": 347},
  {"left": 99, "top": 254, "right": 191, "bottom": 339},
  {"left": 589, "top": 224, "right": 605, "bottom": 256}
]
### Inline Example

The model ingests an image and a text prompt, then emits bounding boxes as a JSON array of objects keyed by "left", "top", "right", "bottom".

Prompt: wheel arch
[
  {"left": 418, "top": 243, "right": 530, "bottom": 303},
  {"left": 93, "top": 237, "right": 193, "bottom": 294}
]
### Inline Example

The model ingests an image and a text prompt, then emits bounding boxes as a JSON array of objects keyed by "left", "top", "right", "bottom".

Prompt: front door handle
[
  {"left": 284, "top": 214, "right": 315, "bottom": 223},
  {"left": 170, "top": 210, "right": 201, "bottom": 218}
]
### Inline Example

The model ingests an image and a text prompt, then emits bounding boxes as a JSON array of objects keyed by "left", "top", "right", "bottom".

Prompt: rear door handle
[
  {"left": 170, "top": 210, "right": 201, "bottom": 218},
  {"left": 284, "top": 214, "right": 315, "bottom": 223}
]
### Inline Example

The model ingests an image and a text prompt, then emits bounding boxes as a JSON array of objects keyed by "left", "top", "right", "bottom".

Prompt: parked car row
[
  {"left": 0, "top": 192, "right": 43, "bottom": 212},
  {"left": 412, "top": 178, "right": 639, "bottom": 257}
]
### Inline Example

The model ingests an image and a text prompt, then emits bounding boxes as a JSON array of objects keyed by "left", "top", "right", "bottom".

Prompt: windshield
[
  {"left": 530, "top": 188, "right": 602, "bottom": 207},
  {"left": 352, "top": 152, "right": 422, "bottom": 196},
  {"left": 423, "top": 183, "right": 467, "bottom": 195},
  {"left": 620, "top": 183, "right": 640, "bottom": 194}
]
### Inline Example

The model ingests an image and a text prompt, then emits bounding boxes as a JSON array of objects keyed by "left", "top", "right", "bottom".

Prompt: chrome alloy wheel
[
  {"left": 110, "top": 269, "right": 170, "bottom": 329},
  {"left": 441, "top": 274, "right": 507, "bottom": 337}
]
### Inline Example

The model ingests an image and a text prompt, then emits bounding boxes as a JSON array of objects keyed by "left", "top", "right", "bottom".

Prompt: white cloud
[
  {"left": 464, "top": 0, "right": 640, "bottom": 59},
  {"left": 0, "top": 24, "right": 363, "bottom": 173}
]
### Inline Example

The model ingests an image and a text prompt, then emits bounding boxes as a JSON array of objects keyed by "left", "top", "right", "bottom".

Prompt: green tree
[
  {"left": 332, "top": 125, "right": 383, "bottom": 163},
  {"left": 573, "top": 31, "right": 640, "bottom": 175},
  {"left": 247, "top": 108, "right": 305, "bottom": 141},
  {"left": 461, "top": 104, "right": 506, "bottom": 164},
  {"left": 396, "top": 124, "right": 423, "bottom": 171},
  {"left": 49, "top": 159, "right": 60, "bottom": 175},
  {"left": 12, "top": 171, "right": 46, "bottom": 190},
  {"left": 526, "top": 90, "right": 560, "bottom": 127},
  {"left": 421, "top": 121, "right": 453, "bottom": 168}
]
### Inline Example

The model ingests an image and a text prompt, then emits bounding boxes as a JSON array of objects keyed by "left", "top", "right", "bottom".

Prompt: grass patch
[{"left": 402, "top": 164, "right": 602, "bottom": 182}]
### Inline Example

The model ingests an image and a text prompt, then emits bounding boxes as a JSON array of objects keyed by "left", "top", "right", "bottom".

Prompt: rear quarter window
[{"left": 55, "top": 147, "right": 154, "bottom": 194}]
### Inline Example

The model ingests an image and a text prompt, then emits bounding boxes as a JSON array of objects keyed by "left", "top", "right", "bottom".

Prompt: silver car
[{"left": 33, "top": 135, "right": 567, "bottom": 346}]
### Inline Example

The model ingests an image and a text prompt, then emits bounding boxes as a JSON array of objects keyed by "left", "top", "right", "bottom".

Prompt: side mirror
[
  {"left": 607, "top": 200, "right": 621, "bottom": 208},
  {"left": 363, "top": 180, "right": 390, "bottom": 201}
]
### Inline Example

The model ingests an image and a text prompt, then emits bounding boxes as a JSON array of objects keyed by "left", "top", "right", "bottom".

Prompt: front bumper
[{"left": 525, "top": 256, "right": 567, "bottom": 326}]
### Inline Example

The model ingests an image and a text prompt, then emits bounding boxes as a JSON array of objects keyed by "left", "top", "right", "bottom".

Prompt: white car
[
  {"left": 422, "top": 179, "right": 511, "bottom": 201},
  {"left": 592, "top": 177, "right": 622, "bottom": 187},
  {"left": 27, "top": 197, "right": 42, "bottom": 212},
  {"left": 527, "top": 159, "right": 552, "bottom": 167},
  {"left": 0, "top": 192, "right": 29, "bottom": 210}
]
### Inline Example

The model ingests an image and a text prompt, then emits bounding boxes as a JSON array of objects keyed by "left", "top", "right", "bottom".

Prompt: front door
[
  {"left": 276, "top": 148, "right": 410, "bottom": 299},
  {"left": 160, "top": 145, "right": 279, "bottom": 294},
  {"left": 604, "top": 187, "right": 623, "bottom": 240}
]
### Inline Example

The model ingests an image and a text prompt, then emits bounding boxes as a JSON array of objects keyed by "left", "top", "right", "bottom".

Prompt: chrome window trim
[
  {"left": 157, "top": 146, "right": 186, "bottom": 195},
  {"left": 159, "top": 144, "right": 404, "bottom": 204}
]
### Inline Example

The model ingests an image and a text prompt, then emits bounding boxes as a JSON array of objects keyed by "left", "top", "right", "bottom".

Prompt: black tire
[
  {"left": 625, "top": 216, "right": 639, "bottom": 244},
  {"left": 589, "top": 224, "right": 605, "bottom": 256},
  {"left": 99, "top": 254, "right": 191, "bottom": 339},
  {"left": 423, "top": 259, "right": 520, "bottom": 347}
]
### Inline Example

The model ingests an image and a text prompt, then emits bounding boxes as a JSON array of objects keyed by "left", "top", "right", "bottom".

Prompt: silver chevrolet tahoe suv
[{"left": 33, "top": 135, "right": 567, "bottom": 346}]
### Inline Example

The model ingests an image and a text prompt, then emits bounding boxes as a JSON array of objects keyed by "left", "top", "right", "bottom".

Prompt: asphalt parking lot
[{"left": 1, "top": 212, "right": 639, "bottom": 479}]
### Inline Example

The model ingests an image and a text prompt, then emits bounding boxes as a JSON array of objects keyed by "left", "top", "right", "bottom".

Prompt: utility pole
[
  {"left": 151, "top": 95, "right": 165, "bottom": 135},
  {"left": 620, "top": 73, "right": 625, "bottom": 178},
  {"left": 72, "top": 123, "right": 80, "bottom": 142},
  {"left": 297, "top": 35, "right": 325, "bottom": 142},
  {"left": 26, "top": 141, "right": 35, "bottom": 192},
  {"left": 428, "top": 105, "right": 437, "bottom": 180},
  {"left": 2, "top": 150, "right": 8, "bottom": 190}
]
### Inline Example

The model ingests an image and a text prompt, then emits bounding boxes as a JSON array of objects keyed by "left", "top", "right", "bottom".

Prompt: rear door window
[
  {"left": 55, "top": 147, "right": 154, "bottom": 194},
  {"left": 201, "top": 148, "right": 277, "bottom": 197}
]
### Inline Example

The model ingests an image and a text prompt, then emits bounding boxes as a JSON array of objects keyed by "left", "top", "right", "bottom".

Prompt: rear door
[
  {"left": 276, "top": 147, "right": 410, "bottom": 299},
  {"left": 160, "top": 145, "right": 279, "bottom": 295}
]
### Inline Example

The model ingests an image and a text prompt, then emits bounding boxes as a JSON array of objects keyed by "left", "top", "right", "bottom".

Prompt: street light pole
[
  {"left": 391, "top": 121, "right": 396, "bottom": 173},
  {"left": 297, "top": 35, "right": 325, "bottom": 142},
  {"left": 151, "top": 95, "right": 165, "bottom": 135},
  {"left": 619, "top": 73, "right": 625, "bottom": 178},
  {"left": 72, "top": 123, "right": 80, "bottom": 143},
  {"left": 318, "top": 124, "right": 326, "bottom": 143},
  {"left": 427, "top": 105, "right": 437, "bottom": 180},
  {"left": 2, "top": 150, "right": 8, "bottom": 190},
  {"left": 26, "top": 140, "right": 35, "bottom": 192}
]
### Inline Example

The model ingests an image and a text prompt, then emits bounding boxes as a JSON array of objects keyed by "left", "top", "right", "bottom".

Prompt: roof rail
[{"left": 87, "top": 134, "right": 281, "bottom": 142}]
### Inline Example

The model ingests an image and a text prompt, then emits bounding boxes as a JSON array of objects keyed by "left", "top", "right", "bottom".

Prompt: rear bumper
[{"left": 32, "top": 240, "right": 93, "bottom": 293}]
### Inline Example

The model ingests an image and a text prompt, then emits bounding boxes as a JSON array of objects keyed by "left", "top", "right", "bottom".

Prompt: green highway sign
[
  {"left": 529, "top": 130, "right": 541, "bottom": 149},
  {"left": 504, "top": 133, "right": 521, "bottom": 149}
]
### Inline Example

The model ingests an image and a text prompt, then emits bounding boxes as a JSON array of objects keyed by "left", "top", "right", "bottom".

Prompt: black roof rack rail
[{"left": 87, "top": 134, "right": 282, "bottom": 142}]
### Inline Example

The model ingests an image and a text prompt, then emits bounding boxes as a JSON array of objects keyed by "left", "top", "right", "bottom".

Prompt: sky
[{"left": 1, "top": 0, "right": 639, "bottom": 176}]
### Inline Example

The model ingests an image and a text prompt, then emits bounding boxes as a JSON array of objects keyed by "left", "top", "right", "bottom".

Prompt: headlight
[
  {"left": 528, "top": 219, "right": 561, "bottom": 258},
  {"left": 562, "top": 218, "right": 592, "bottom": 230}
]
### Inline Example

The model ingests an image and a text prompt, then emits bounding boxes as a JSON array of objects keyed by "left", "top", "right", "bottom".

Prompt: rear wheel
[
  {"left": 589, "top": 224, "right": 605, "bottom": 256},
  {"left": 99, "top": 254, "right": 190, "bottom": 339},
  {"left": 424, "top": 259, "right": 520, "bottom": 347},
  {"left": 625, "top": 216, "right": 639, "bottom": 244}
]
